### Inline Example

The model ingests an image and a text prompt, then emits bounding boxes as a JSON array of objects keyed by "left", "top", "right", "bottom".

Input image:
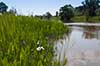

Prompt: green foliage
[
  {"left": 82, "top": 0, "right": 100, "bottom": 16},
  {"left": 0, "top": 2, "right": 8, "bottom": 13},
  {"left": 87, "top": 16, "right": 100, "bottom": 22},
  {"left": 0, "top": 14, "right": 68, "bottom": 66},
  {"left": 71, "top": 16, "right": 86, "bottom": 22},
  {"left": 75, "top": 6, "right": 84, "bottom": 16},
  {"left": 59, "top": 4, "right": 74, "bottom": 22},
  {"left": 44, "top": 12, "right": 52, "bottom": 20},
  {"left": 71, "top": 16, "right": 100, "bottom": 22},
  {"left": 9, "top": 7, "right": 17, "bottom": 15}
]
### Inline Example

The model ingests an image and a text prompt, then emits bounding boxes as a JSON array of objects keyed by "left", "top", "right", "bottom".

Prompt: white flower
[
  {"left": 36, "top": 46, "right": 45, "bottom": 51},
  {"left": 41, "top": 47, "right": 45, "bottom": 50},
  {"left": 36, "top": 47, "right": 41, "bottom": 51}
]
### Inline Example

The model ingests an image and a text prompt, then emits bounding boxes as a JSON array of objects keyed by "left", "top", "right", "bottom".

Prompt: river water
[{"left": 54, "top": 26, "right": 100, "bottom": 66}]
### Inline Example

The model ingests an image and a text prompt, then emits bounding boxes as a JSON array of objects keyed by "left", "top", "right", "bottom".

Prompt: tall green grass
[{"left": 0, "top": 14, "right": 68, "bottom": 66}]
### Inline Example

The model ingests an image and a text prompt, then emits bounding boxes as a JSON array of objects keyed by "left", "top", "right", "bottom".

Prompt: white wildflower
[
  {"left": 36, "top": 46, "right": 45, "bottom": 51},
  {"left": 41, "top": 47, "right": 45, "bottom": 50},
  {"left": 36, "top": 47, "right": 41, "bottom": 51}
]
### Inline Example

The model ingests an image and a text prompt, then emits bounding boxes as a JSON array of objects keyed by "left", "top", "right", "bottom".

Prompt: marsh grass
[{"left": 0, "top": 14, "right": 68, "bottom": 66}]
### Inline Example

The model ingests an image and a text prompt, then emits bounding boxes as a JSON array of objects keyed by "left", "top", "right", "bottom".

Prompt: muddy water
[{"left": 54, "top": 26, "right": 100, "bottom": 66}]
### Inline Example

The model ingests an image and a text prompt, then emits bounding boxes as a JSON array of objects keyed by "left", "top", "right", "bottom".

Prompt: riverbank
[
  {"left": 0, "top": 14, "right": 68, "bottom": 66},
  {"left": 71, "top": 16, "right": 100, "bottom": 22}
]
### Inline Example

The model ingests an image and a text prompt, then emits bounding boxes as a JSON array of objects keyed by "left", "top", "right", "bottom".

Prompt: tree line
[
  {"left": 0, "top": 0, "right": 100, "bottom": 22},
  {"left": 59, "top": 0, "right": 100, "bottom": 22}
]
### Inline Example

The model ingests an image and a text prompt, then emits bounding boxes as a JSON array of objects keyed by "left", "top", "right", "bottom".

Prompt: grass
[
  {"left": 0, "top": 14, "right": 68, "bottom": 66},
  {"left": 71, "top": 16, "right": 100, "bottom": 22},
  {"left": 71, "top": 16, "right": 86, "bottom": 22}
]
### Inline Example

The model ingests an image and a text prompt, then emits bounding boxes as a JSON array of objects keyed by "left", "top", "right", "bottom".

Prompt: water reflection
[
  {"left": 83, "top": 26, "right": 100, "bottom": 39},
  {"left": 54, "top": 26, "right": 100, "bottom": 66}
]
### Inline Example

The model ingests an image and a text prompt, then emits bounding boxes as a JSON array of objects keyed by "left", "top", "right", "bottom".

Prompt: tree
[
  {"left": 9, "top": 7, "right": 17, "bottom": 15},
  {"left": 82, "top": 0, "right": 100, "bottom": 16},
  {"left": 0, "top": 2, "right": 8, "bottom": 13},
  {"left": 75, "top": 6, "right": 84, "bottom": 16},
  {"left": 59, "top": 4, "right": 74, "bottom": 22},
  {"left": 56, "top": 11, "right": 59, "bottom": 17},
  {"left": 45, "top": 12, "right": 52, "bottom": 20}
]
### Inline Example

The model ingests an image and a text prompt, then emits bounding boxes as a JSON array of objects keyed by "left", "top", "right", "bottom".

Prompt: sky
[{"left": 1, "top": 0, "right": 84, "bottom": 15}]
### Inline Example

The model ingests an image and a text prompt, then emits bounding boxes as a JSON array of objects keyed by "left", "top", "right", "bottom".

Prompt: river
[{"left": 54, "top": 25, "right": 100, "bottom": 66}]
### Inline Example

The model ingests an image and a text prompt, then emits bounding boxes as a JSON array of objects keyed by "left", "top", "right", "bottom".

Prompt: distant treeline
[{"left": 0, "top": 0, "right": 100, "bottom": 22}]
